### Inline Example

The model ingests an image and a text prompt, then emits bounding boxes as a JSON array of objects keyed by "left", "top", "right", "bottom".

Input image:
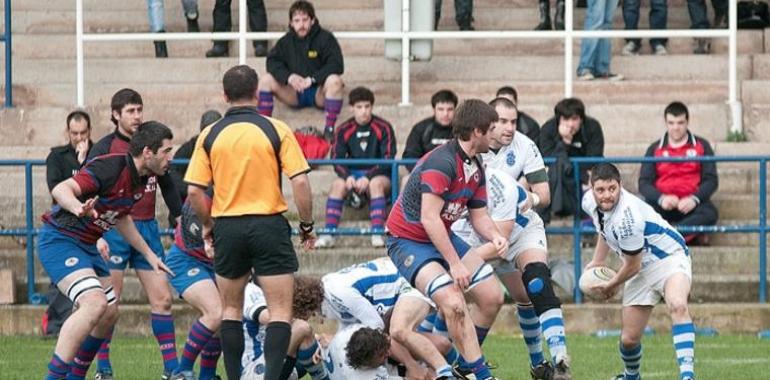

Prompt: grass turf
[{"left": 1, "top": 334, "right": 768, "bottom": 379}]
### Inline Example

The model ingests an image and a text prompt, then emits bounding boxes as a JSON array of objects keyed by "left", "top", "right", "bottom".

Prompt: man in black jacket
[
  {"left": 538, "top": 97, "right": 604, "bottom": 223},
  {"left": 402, "top": 90, "right": 458, "bottom": 171},
  {"left": 46, "top": 110, "right": 93, "bottom": 192},
  {"left": 496, "top": 85, "right": 541, "bottom": 143},
  {"left": 257, "top": 1, "right": 344, "bottom": 140}
]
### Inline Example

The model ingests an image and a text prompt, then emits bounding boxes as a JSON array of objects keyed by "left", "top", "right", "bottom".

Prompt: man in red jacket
[{"left": 638, "top": 101, "right": 719, "bottom": 245}]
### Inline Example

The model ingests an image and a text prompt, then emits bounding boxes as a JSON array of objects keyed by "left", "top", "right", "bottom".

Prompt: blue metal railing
[
  {"left": 1, "top": 156, "right": 767, "bottom": 304},
  {"left": 1, "top": 0, "right": 12, "bottom": 107}
]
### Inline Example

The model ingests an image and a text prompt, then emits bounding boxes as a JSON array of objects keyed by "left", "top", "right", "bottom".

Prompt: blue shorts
[
  {"left": 164, "top": 244, "right": 215, "bottom": 297},
  {"left": 350, "top": 170, "right": 367, "bottom": 180},
  {"left": 38, "top": 224, "right": 110, "bottom": 285},
  {"left": 386, "top": 233, "right": 471, "bottom": 287},
  {"left": 103, "top": 219, "right": 165, "bottom": 271},
  {"left": 294, "top": 85, "right": 319, "bottom": 108}
]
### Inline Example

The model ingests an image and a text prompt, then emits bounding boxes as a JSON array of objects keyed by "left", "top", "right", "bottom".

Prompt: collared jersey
[
  {"left": 582, "top": 189, "right": 689, "bottom": 266},
  {"left": 42, "top": 153, "right": 146, "bottom": 245},
  {"left": 321, "top": 257, "right": 407, "bottom": 329},
  {"left": 386, "top": 139, "right": 487, "bottom": 243},
  {"left": 332, "top": 115, "right": 397, "bottom": 179},
  {"left": 173, "top": 189, "right": 213, "bottom": 265},
  {"left": 323, "top": 323, "right": 390, "bottom": 380},
  {"left": 242, "top": 283, "right": 268, "bottom": 370},
  {"left": 185, "top": 107, "right": 311, "bottom": 217},
  {"left": 482, "top": 132, "right": 547, "bottom": 183}
]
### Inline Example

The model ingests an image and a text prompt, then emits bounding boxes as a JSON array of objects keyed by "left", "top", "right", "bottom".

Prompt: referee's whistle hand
[{"left": 301, "top": 233, "right": 317, "bottom": 251}]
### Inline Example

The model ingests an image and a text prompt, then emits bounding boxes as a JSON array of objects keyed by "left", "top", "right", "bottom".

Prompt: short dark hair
[
  {"left": 223, "top": 65, "right": 259, "bottom": 103},
  {"left": 110, "top": 88, "right": 143, "bottom": 125},
  {"left": 495, "top": 86, "right": 518, "bottom": 104},
  {"left": 289, "top": 0, "right": 316, "bottom": 20},
  {"left": 489, "top": 96, "right": 517, "bottom": 111},
  {"left": 292, "top": 275, "right": 324, "bottom": 321},
  {"left": 452, "top": 99, "right": 498, "bottom": 140},
  {"left": 199, "top": 110, "right": 222, "bottom": 131},
  {"left": 348, "top": 86, "right": 375, "bottom": 106},
  {"left": 66, "top": 110, "right": 91, "bottom": 130},
  {"left": 431, "top": 90, "right": 458, "bottom": 108},
  {"left": 590, "top": 163, "right": 622, "bottom": 185},
  {"left": 346, "top": 327, "right": 390, "bottom": 370},
  {"left": 554, "top": 98, "right": 586, "bottom": 120},
  {"left": 664, "top": 101, "right": 689, "bottom": 121},
  {"left": 129, "top": 121, "right": 173, "bottom": 157}
]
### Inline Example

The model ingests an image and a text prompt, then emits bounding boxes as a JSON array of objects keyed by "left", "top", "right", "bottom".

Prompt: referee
[{"left": 185, "top": 65, "right": 316, "bottom": 380}]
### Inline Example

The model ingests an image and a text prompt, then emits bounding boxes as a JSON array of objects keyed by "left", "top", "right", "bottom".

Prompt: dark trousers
[
  {"left": 687, "top": 0, "right": 711, "bottom": 29},
  {"left": 623, "top": 0, "right": 668, "bottom": 47},
  {"left": 212, "top": 0, "right": 266, "bottom": 44},
  {"left": 435, "top": 0, "right": 474, "bottom": 28},
  {"left": 652, "top": 200, "right": 719, "bottom": 227}
]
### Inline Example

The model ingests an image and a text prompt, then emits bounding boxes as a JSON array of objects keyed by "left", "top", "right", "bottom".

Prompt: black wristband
[{"left": 299, "top": 220, "right": 314, "bottom": 234}]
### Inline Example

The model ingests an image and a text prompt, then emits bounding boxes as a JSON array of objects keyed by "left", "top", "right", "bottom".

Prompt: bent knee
[
  {"left": 668, "top": 301, "right": 690, "bottom": 318},
  {"left": 258, "top": 73, "right": 277, "bottom": 90},
  {"left": 323, "top": 75, "right": 344, "bottom": 90},
  {"left": 292, "top": 319, "right": 313, "bottom": 338},
  {"left": 620, "top": 333, "right": 642, "bottom": 348}
]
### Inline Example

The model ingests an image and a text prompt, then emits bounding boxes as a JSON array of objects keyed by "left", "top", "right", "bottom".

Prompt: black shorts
[{"left": 212, "top": 214, "right": 298, "bottom": 279}]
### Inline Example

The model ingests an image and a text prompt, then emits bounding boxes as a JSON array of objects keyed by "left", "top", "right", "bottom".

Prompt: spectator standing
[
  {"left": 495, "top": 86, "right": 541, "bottom": 142},
  {"left": 621, "top": 0, "right": 669, "bottom": 55},
  {"left": 314, "top": 87, "right": 397, "bottom": 249},
  {"left": 638, "top": 101, "right": 718, "bottom": 245},
  {"left": 577, "top": 0, "right": 623, "bottom": 81},
  {"left": 535, "top": 0, "right": 565, "bottom": 30},
  {"left": 435, "top": 0, "right": 475, "bottom": 30},
  {"left": 147, "top": 0, "right": 168, "bottom": 57},
  {"left": 539, "top": 98, "right": 604, "bottom": 223},
  {"left": 258, "top": 1, "right": 345, "bottom": 140},
  {"left": 686, "top": 0, "right": 723, "bottom": 54},
  {"left": 181, "top": 0, "right": 201, "bottom": 32},
  {"left": 185, "top": 65, "right": 316, "bottom": 380},
  {"left": 205, "top": 0, "right": 269, "bottom": 57}
]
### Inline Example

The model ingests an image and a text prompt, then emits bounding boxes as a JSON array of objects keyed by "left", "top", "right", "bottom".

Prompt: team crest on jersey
[
  {"left": 188, "top": 268, "right": 200, "bottom": 277},
  {"left": 404, "top": 255, "right": 414, "bottom": 268},
  {"left": 686, "top": 148, "right": 697, "bottom": 157},
  {"left": 253, "top": 363, "right": 265, "bottom": 374},
  {"left": 506, "top": 151, "right": 516, "bottom": 166},
  {"left": 134, "top": 192, "right": 143, "bottom": 200},
  {"left": 110, "top": 255, "right": 123, "bottom": 264},
  {"left": 65, "top": 257, "right": 79, "bottom": 267},
  {"left": 662, "top": 150, "right": 670, "bottom": 157}
]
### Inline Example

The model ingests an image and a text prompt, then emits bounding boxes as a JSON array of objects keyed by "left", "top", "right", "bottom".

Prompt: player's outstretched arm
[
  {"left": 114, "top": 215, "right": 173, "bottom": 276},
  {"left": 51, "top": 178, "right": 96, "bottom": 218},
  {"left": 291, "top": 173, "right": 316, "bottom": 249}
]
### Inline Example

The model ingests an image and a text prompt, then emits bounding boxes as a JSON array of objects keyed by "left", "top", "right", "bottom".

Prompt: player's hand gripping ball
[{"left": 579, "top": 266, "right": 617, "bottom": 299}]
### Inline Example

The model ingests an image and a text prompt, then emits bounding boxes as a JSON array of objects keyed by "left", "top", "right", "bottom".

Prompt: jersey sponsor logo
[
  {"left": 109, "top": 255, "right": 123, "bottom": 264},
  {"left": 404, "top": 255, "right": 414, "bottom": 268},
  {"left": 188, "top": 221, "right": 200, "bottom": 237},
  {"left": 617, "top": 207, "right": 636, "bottom": 240},
  {"left": 506, "top": 151, "right": 516, "bottom": 166},
  {"left": 430, "top": 138, "right": 449, "bottom": 146},
  {"left": 441, "top": 202, "right": 465, "bottom": 222},
  {"left": 187, "top": 268, "right": 200, "bottom": 277},
  {"left": 308, "top": 50, "right": 318, "bottom": 58},
  {"left": 65, "top": 257, "right": 79, "bottom": 267}
]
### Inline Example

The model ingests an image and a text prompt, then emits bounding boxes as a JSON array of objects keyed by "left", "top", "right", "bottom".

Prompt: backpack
[
  {"left": 738, "top": 1, "right": 769, "bottom": 28},
  {"left": 41, "top": 284, "right": 73, "bottom": 337},
  {"left": 294, "top": 126, "right": 331, "bottom": 161}
]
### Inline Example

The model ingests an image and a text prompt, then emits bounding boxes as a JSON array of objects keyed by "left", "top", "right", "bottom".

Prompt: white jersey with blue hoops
[
  {"left": 322, "top": 257, "right": 409, "bottom": 329},
  {"left": 481, "top": 133, "right": 545, "bottom": 181},
  {"left": 582, "top": 188, "right": 689, "bottom": 266}
]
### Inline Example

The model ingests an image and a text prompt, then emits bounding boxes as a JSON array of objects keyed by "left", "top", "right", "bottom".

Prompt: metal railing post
[
  {"left": 76, "top": 0, "right": 85, "bottom": 106},
  {"left": 238, "top": 0, "right": 246, "bottom": 64},
  {"left": 759, "top": 159, "right": 767, "bottom": 303},
  {"left": 390, "top": 162, "right": 399, "bottom": 205},
  {"left": 572, "top": 160, "right": 583, "bottom": 303},
  {"left": 400, "top": 0, "right": 411, "bottom": 106},
  {"left": 24, "top": 163, "right": 37, "bottom": 303},
  {"left": 564, "top": 0, "right": 574, "bottom": 98},
  {"left": 728, "top": 0, "right": 742, "bottom": 135},
  {"left": 2, "top": 0, "right": 11, "bottom": 107}
]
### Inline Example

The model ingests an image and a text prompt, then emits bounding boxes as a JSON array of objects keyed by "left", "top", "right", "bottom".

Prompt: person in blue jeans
[
  {"left": 147, "top": 0, "right": 168, "bottom": 57},
  {"left": 621, "top": 0, "right": 668, "bottom": 55},
  {"left": 577, "top": 0, "right": 623, "bottom": 81},
  {"left": 686, "top": 0, "right": 723, "bottom": 54}
]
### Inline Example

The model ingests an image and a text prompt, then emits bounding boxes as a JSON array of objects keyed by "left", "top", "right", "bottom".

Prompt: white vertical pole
[
  {"left": 564, "top": 0, "right": 574, "bottom": 98},
  {"left": 728, "top": 0, "right": 741, "bottom": 134},
  {"left": 400, "top": 0, "right": 411, "bottom": 106},
  {"left": 239, "top": 0, "right": 247, "bottom": 64},
  {"left": 76, "top": 0, "right": 85, "bottom": 107}
]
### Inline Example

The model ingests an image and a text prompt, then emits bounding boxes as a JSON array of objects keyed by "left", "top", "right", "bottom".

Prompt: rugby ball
[{"left": 579, "top": 266, "right": 617, "bottom": 299}]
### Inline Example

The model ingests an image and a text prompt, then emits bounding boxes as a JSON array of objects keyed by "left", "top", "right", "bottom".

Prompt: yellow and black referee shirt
[{"left": 185, "top": 106, "right": 310, "bottom": 217}]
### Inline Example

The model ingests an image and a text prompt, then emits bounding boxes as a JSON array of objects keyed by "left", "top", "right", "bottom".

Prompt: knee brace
[
  {"left": 104, "top": 285, "right": 117, "bottom": 306},
  {"left": 521, "top": 262, "right": 561, "bottom": 315},
  {"left": 467, "top": 263, "right": 495, "bottom": 291},
  {"left": 66, "top": 276, "right": 103, "bottom": 305},
  {"left": 424, "top": 273, "right": 454, "bottom": 300}
]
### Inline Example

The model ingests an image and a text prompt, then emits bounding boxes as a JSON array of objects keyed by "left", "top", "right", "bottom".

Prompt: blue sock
[
  {"left": 540, "top": 308, "right": 568, "bottom": 363},
  {"left": 151, "top": 312, "right": 178, "bottom": 372},
  {"left": 433, "top": 313, "right": 448, "bottom": 338},
  {"left": 369, "top": 196, "right": 387, "bottom": 230},
  {"left": 466, "top": 356, "right": 492, "bottom": 380},
  {"left": 619, "top": 343, "right": 642, "bottom": 380},
  {"left": 324, "top": 197, "right": 344, "bottom": 230},
  {"left": 297, "top": 340, "right": 329, "bottom": 380},
  {"left": 475, "top": 325, "right": 490, "bottom": 347},
  {"left": 672, "top": 322, "right": 695, "bottom": 380},
  {"left": 177, "top": 319, "right": 214, "bottom": 373},
  {"left": 199, "top": 337, "right": 221, "bottom": 380},
  {"left": 96, "top": 326, "right": 113, "bottom": 372},
  {"left": 436, "top": 364, "right": 454, "bottom": 378},
  {"left": 46, "top": 353, "right": 70, "bottom": 380},
  {"left": 444, "top": 346, "right": 459, "bottom": 365},
  {"left": 67, "top": 335, "right": 105, "bottom": 380},
  {"left": 517, "top": 304, "right": 545, "bottom": 366}
]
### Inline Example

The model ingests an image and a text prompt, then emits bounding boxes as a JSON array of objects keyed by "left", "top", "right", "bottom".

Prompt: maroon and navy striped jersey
[
  {"left": 173, "top": 189, "right": 213, "bottom": 265},
  {"left": 386, "top": 139, "right": 487, "bottom": 242},
  {"left": 43, "top": 153, "right": 147, "bottom": 244}
]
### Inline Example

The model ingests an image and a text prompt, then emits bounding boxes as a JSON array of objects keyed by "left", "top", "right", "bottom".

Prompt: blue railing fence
[
  {"left": 1, "top": 0, "right": 11, "bottom": 107},
  {"left": 1, "top": 156, "right": 767, "bottom": 304}
]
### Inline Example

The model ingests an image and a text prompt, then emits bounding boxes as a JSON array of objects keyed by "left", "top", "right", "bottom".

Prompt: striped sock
[
  {"left": 466, "top": 356, "right": 491, "bottom": 380},
  {"left": 436, "top": 364, "right": 454, "bottom": 378},
  {"left": 151, "top": 312, "right": 178, "bottom": 372},
  {"left": 324, "top": 197, "right": 344, "bottom": 229},
  {"left": 96, "top": 327, "right": 113, "bottom": 372},
  {"left": 475, "top": 325, "right": 490, "bottom": 347},
  {"left": 323, "top": 98, "right": 343, "bottom": 136},
  {"left": 540, "top": 308, "right": 568, "bottom": 363},
  {"left": 178, "top": 319, "right": 215, "bottom": 373},
  {"left": 67, "top": 335, "right": 105, "bottom": 380},
  {"left": 46, "top": 353, "right": 70, "bottom": 380},
  {"left": 199, "top": 337, "right": 221, "bottom": 380},
  {"left": 432, "top": 313, "right": 449, "bottom": 338},
  {"left": 417, "top": 311, "right": 437, "bottom": 333},
  {"left": 369, "top": 197, "right": 387, "bottom": 231},
  {"left": 297, "top": 339, "right": 330, "bottom": 380},
  {"left": 517, "top": 304, "right": 545, "bottom": 366},
  {"left": 619, "top": 343, "right": 642, "bottom": 380},
  {"left": 672, "top": 322, "right": 695, "bottom": 380},
  {"left": 258, "top": 90, "right": 274, "bottom": 116},
  {"left": 444, "top": 346, "right": 459, "bottom": 365}
]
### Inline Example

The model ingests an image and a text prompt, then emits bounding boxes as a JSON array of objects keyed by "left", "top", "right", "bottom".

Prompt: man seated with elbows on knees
[
  {"left": 38, "top": 123, "right": 174, "bottom": 380},
  {"left": 583, "top": 163, "right": 695, "bottom": 380}
]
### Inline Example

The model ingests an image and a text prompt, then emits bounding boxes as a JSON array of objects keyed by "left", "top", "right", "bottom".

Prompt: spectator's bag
[
  {"left": 294, "top": 126, "right": 331, "bottom": 161},
  {"left": 738, "top": 1, "right": 769, "bottom": 28},
  {"left": 41, "top": 284, "right": 73, "bottom": 337}
]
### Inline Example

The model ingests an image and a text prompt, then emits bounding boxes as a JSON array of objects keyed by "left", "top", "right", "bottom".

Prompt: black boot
[
  {"left": 186, "top": 12, "right": 200, "bottom": 32},
  {"left": 205, "top": 42, "right": 228, "bottom": 57},
  {"left": 535, "top": 0, "right": 552, "bottom": 30},
  {"left": 554, "top": 0, "right": 565, "bottom": 30},
  {"left": 154, "top": 41, "right": 168, "bottom": 58},
  {"left": 253, "top": 41, "right": 268, "bottom": 57}
]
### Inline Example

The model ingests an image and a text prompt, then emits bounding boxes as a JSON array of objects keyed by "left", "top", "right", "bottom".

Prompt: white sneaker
[
  {"left": 653, "top": 44, "right": 667, "bottom": 55},
  {"left": 371, "top": 235, "right": 385, "bottom": 248},
  {"left": 621, "top": 41, "right": 639, "bottom": 56},
  {"left": 577, "top": 70, "right": 595, "bottom": 81},
  {"left": 314, "top": 235, "right": 335, "bottom": 249}
]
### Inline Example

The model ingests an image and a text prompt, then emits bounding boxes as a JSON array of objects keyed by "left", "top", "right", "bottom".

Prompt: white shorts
[
  {"left": 241, "top": 358, "right": 298, "bottom": 380},
  {"left": 493, "top": 211, "right": 548, "bottom": 274},
  {"left": 622, "top": 254, "right": 692, "bottom": 307},
  {"left": 398, "top": 280, "right": 435, "bottom": 309}
]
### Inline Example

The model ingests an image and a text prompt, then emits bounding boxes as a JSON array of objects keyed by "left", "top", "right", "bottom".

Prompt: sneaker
[
  {"left": 371, "top": 235, "right": 385, "bottom": 248},
  {"left": 161, "top": 370, "right": 172, "bottom": 380},
  {"left": 577, "top": 70, "right": 595, "bottom": 81},
  {"left": 254, "top": 41, "right": 268, "bottom": 57},
  {"left": 693, "top": 38, "right": 711, "bottom": 54},
  {"left": 621, "top": 41, "right": 639, "bottom": 56},
  {"left": 94, "top": 370, "right": 114, "bottom": 380},
  {"left": 205, "top": 42, "right": 229, "bottom": 58},
  {"left": 314, "top": 235, "right": 335, "bottom": 249},
  {"left": 553, "top": 356, "right": 572, "bottom": 380},
  {"left": 596, "top": 73, "right": 624, "bottom": 81},
  {"left": 530, "top": 360, "right": 555, "bottom": 379},
  {"left": 170, "top": 370, "right": 195, "bottom": 380},
  {"left": 653, "top": 44, "right": 667, "bottom": 56}
]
